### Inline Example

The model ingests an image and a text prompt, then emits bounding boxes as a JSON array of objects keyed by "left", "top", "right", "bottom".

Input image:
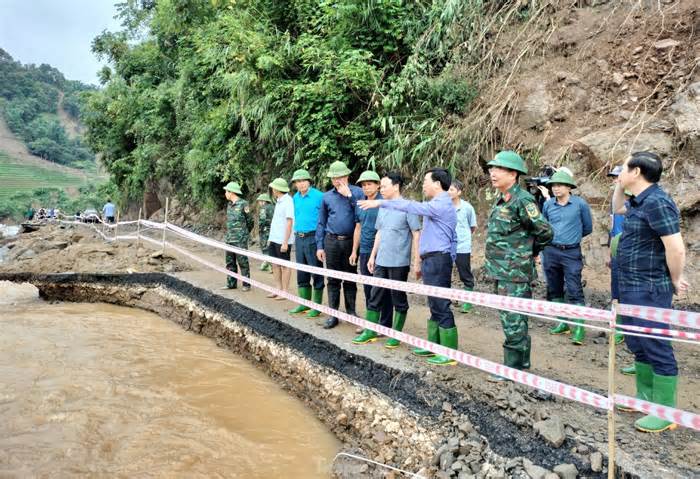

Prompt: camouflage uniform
[
  {"left": 225, "top": 199, "right": 253, "bottom": 288},
  {"left": 485, "top": 183, "right": 553, "bottom": 368},
  {"left": 258, "top": 202, "right": 274, "bottom": 256}
]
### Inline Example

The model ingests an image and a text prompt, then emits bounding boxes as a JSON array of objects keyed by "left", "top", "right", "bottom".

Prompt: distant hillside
[{"left": 0, "top": 48, "right": 95, "bottom": 169}]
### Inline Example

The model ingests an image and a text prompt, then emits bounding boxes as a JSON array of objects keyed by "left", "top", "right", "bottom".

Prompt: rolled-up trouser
[
  {"left": 421, "top": 253, "right": 454, "bottom": 329},
  {"left": 620, "top": 287, "right": 677, "bottom": 376},
  {"left": 325, "top": 235, "right": 356, "bottom": 315},
  {"left": 225, "top": 241, "right": 250, "bottom": 288},
  {"left": 368, "top": 265, "right": 410, "bottom": 316},
  {"left": 542, "top": 245, "right": 584, "bottom": 304},
  {"left": 295, "top": 234, "right": 324, "bottom": 290},
  {"left": 359, "top": 253, "right": 393, "bottom": 327},
  {"left": 494, "top": 280, "right": 530, "bottom": 351}
]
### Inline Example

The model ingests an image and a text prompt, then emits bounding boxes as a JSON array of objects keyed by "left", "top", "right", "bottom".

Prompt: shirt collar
[
  {"left": 498, "top": 183, "right": 520, "bottom": 203},
  {"left": 630, "top": 183, "right": 659, "bottom": 206}
]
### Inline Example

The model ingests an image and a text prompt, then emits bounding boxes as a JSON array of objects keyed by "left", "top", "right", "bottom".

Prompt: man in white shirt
[{"left": 268, "top": 178, "right": 295, "bottom": 300}]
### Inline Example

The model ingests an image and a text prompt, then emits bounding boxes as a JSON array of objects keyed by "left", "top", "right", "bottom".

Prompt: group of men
[{"left": 223, "top": 149, "right": 688, "bottom": 434}]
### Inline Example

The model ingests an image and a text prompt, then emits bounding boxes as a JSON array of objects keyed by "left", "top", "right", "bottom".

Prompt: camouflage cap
[
  {"left": 356, "top": 170, "right": 381, "bottom": 184},
  {"left": 223, "top": 181, "right": 243, "bottom": 194},
  {"left": 487, "top": 151, "right": 528, "bottom": 175}
]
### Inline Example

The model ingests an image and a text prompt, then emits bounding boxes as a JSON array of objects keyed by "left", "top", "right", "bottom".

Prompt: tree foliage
[
  {"left": 0, "top": 48, "right": 95, "bottom": 167},
  {"left": 86, "top": 0, "right": 519, "bottom": 205}
]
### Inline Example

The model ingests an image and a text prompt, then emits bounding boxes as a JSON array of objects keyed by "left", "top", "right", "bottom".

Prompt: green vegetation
[
  {"left": 85, "top": 0, "right": 526, "bottom": 206},
  {"left": 0, "top": 48, "right": 95, "bottom": 167},
  {"left": 0, "top": 152, "right": 87, "bottom": 199}
]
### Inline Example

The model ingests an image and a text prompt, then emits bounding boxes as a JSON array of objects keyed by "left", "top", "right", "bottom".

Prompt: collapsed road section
[{"left": 2, "top": 272, "right": 690, "bottom": 478}]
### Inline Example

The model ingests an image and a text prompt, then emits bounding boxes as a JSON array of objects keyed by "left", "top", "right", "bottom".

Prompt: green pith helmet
[
  {"left": 257, "top": 193, "right": 272, "bottom": 203},
  {"left": 487, "top": 150, "right": 528, "bottom": 175},
  {"left": 269, "top": 177, "right": 290, "bottom": 193},
  {"left": 223, "top": 181, "right": 243, "bottom": 194},
  {"left": 327, "top": 160, "right": 352, "bottom": 178},
  {"left": 356, "top": 170, "right": 381, "bottom": 183},
  {"left": 291, "top": 168, "right": 312, "bottom": 182},
  {"left": 547, "top": 170, "right": 577, "bottom": 188}
]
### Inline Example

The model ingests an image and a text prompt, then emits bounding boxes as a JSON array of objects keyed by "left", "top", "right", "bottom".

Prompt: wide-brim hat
[
  {"left": 223, "top": 181, "right": 243, "bottom": 194},
  {"left": 327, "top": 161, "right": 352, "bottom": 178},
  {"left": 547, "top": 170, "right": 577, "bottom": 188},
  {"left": 291, "top": 168, "right": 312, "bottom": 182},
  {"left": 487, "top": 150, "right": 528, "bottom": 175},
  {"left": 269, "top": 177, "right": 290, "bottom": 193},
  {"left": 256, "top": 193, "right": 272, "bottom": 203},
  {"left": 356, "top": 170, "right": 380, "bottom": 183}
]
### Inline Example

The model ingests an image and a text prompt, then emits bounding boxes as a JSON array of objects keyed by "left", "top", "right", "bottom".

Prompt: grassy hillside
[{"left": 0, "top": 150, "right": 87, "bottom": 200}]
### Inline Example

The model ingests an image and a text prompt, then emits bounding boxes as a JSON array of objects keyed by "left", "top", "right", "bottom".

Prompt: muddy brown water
[{"left": 0, "top": 282, "right": 339, "bottom": 477}]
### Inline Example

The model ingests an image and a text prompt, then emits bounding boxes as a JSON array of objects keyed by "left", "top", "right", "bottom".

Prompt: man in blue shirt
[
  {"left": 541, "top": 170, "right": 593, "bottom": 345},
  {"left": 613, "top": 151, "right": 688, "bottom": 433},
  {"left": 315, "top": 161, "right": 364, "bottom": 329},
  {"left": 102, "top": 199, "right": 116, "bottom": 223},
  {"left": 289, "top": 169, "right": 325, "bottom": 318},
  {"left": 352, "top": 170, "right": 393, "bottom": 334},
  {"left": 359, "top": 168, "right": 458, "bottom": 366},
  {"left": 448, "top": 179, "right": 478, "bottom": 313},
  {"left": 353, "top": 172, "right": 421, "bottom": 347}
]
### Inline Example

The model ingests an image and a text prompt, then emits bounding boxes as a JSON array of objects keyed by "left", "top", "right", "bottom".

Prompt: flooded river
[{"left": 0, "top": 282, "right": 339, "bottom": 477}]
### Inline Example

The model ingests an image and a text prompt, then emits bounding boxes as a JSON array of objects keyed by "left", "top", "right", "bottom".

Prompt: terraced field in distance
[{"left": 0, "top": 151, "right": 88, "bottom": 199}]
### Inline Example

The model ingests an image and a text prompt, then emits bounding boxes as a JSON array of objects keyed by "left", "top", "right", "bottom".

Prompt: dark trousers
[
  {"left": 295, "top": 234, "right": 324, "bottom": 290},
  {"left": 421, "top": 253, "right": 455, "bottom": 329},
  {"left": 225, "top": 241, "right": 250, "bottom": 288},
  {"left": 542, "top": 245, "right": 584, "bottom": 304},
  {"left": 359, "top": 253, "right": 393, "bottom": 327},
  {"left": 368, "top": 265, "right": 410, "bottom": 317},
  {"left": 325, "top": 235, "right": 357, "bottom": 316},
  {"left": 610, "top": 255, "right": 620, "bottom": 301},
  {"left": 106, "top": 216, "right": 115, "bottom": 223},
  {"left": 620, "top": 288, "right": 677, "bottom": 376},
  {"left": 455, "top": 253, "right": 474, "bottom": 290}
]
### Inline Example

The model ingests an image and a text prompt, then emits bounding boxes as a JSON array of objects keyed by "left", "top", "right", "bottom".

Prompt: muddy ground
[{"left": 1, "top": 223, "right": 698, "bottom": 478}]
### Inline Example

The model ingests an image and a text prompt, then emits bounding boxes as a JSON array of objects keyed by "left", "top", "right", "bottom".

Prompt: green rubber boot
[
  {"left": 306, "top": 288, "right": 323, "bottom": 318},
  {"left": 352, "top": 310, "right": 379, "bottom": 344},
  {"left": 522, "top": 335, "right": 531, "bottom": 370},
  {"left": 289, "top": 286, "right": 311, "bottom": 314},
  {"left": 427, "top": 327, "right": 458, "bottom": 366},
  {"left": 620, "top": 364, "right": 637, "bottom": 376},
  {"left": 548, "top": 297, "right": 569, "bottom": 334},
  {"left": 571, "top": 320, "right": 585, "bottom": 345},
  {"left": 503, "top": 345, "right": 522, "bottom": 369},
  {"left": 412, "top": 320, "right": 439, "bottom": 357},
  {"left": 614, "top": 332, "right": 625, "bottom": 345},
  {"left": 635, "top": 373, "right": 678, "bottom": 433},
  {"left": 260, "top": 261, "right": 272, "bottom": 272},
  {"left": 460, "top": 287, "right": 473, "bottom": 313},
  {"left": 385, "top": 311, "right": 407, "bottom": 349},
  {"left": 618, "top": 362, "right": 652, "bottom": 412}
]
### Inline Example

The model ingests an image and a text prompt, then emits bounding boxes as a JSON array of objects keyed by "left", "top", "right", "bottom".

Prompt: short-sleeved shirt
[
  {"left": 268, "top": 194, "right": 295, "bottom": 245},
  {"left": 103, "top": 203, "right": 115, "bottom": 217},
  {"left": 315, "top": 185, "right": 363, "bottom": 249},
  {"left": 293, "top": 187, "right": 323, "bottom": 233},
  {"left": 617, "top": 184, "right": 679, "bottom": 293},
  {"left": 356, "top": 193, "right": 383, "bottom": 255},
  {"left": 542, "top": 195, "right": 593, "bottom": 246},
  {"left": 375, "top": 203, "right": 422, "bottom": 267},
  {"left": 455, "top": 199, "right": 477, "bottom": 254}
]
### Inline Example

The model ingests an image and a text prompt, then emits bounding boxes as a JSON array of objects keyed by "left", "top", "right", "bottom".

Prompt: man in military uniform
[
  {"left": 257, "top": 193, "right": 274, "bottom": 273},
  {"left": 485, "top": 151, "right": 553, "bottom": 372},
  {"left": 223, "top": 181, "right": 253, "bottom": 291}
]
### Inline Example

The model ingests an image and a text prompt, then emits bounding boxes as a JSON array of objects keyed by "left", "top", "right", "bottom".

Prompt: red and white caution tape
[
  {"left": 614, "top": 394, "right": 700, "bottom": 431},
  {"left": 617, "top": 303, "right": 700, "bottom": 331}
]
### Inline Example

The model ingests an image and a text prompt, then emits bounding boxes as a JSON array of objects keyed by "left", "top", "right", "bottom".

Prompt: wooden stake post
[
  {"left": 607, "top": 302, "right": 618, "bottom": 478},
  {"left": 162, "top": 197, "right": 169, "bottom": 252},
  {"left": 136, "top": 208, "right": 142, "bottom": 248},
  {"left": 115, "top": 210, "right": 120, "bottom": 240}
]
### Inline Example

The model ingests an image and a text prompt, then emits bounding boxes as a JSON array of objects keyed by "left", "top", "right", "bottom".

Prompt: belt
[
  {"left": 549, "top": 243, "right": 580, "bottom": 250},
  {"left": 326, "top": 233, "right": 351, "bottom": 240},
  {"left": 295, "top": 231, "right": 315, "bottom": 238},
  {"left": 420, "top": 251, "right": 450, "bottom": 260}
]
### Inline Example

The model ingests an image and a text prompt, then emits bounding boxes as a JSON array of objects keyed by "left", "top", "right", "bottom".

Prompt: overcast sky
[{"left": 0, "top": 0, "right": 122, "bottom": 85}]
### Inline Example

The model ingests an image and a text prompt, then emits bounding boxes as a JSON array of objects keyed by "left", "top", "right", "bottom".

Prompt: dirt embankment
[{"left": 2, "top": 223, "right": 698, "bottom": 478}]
